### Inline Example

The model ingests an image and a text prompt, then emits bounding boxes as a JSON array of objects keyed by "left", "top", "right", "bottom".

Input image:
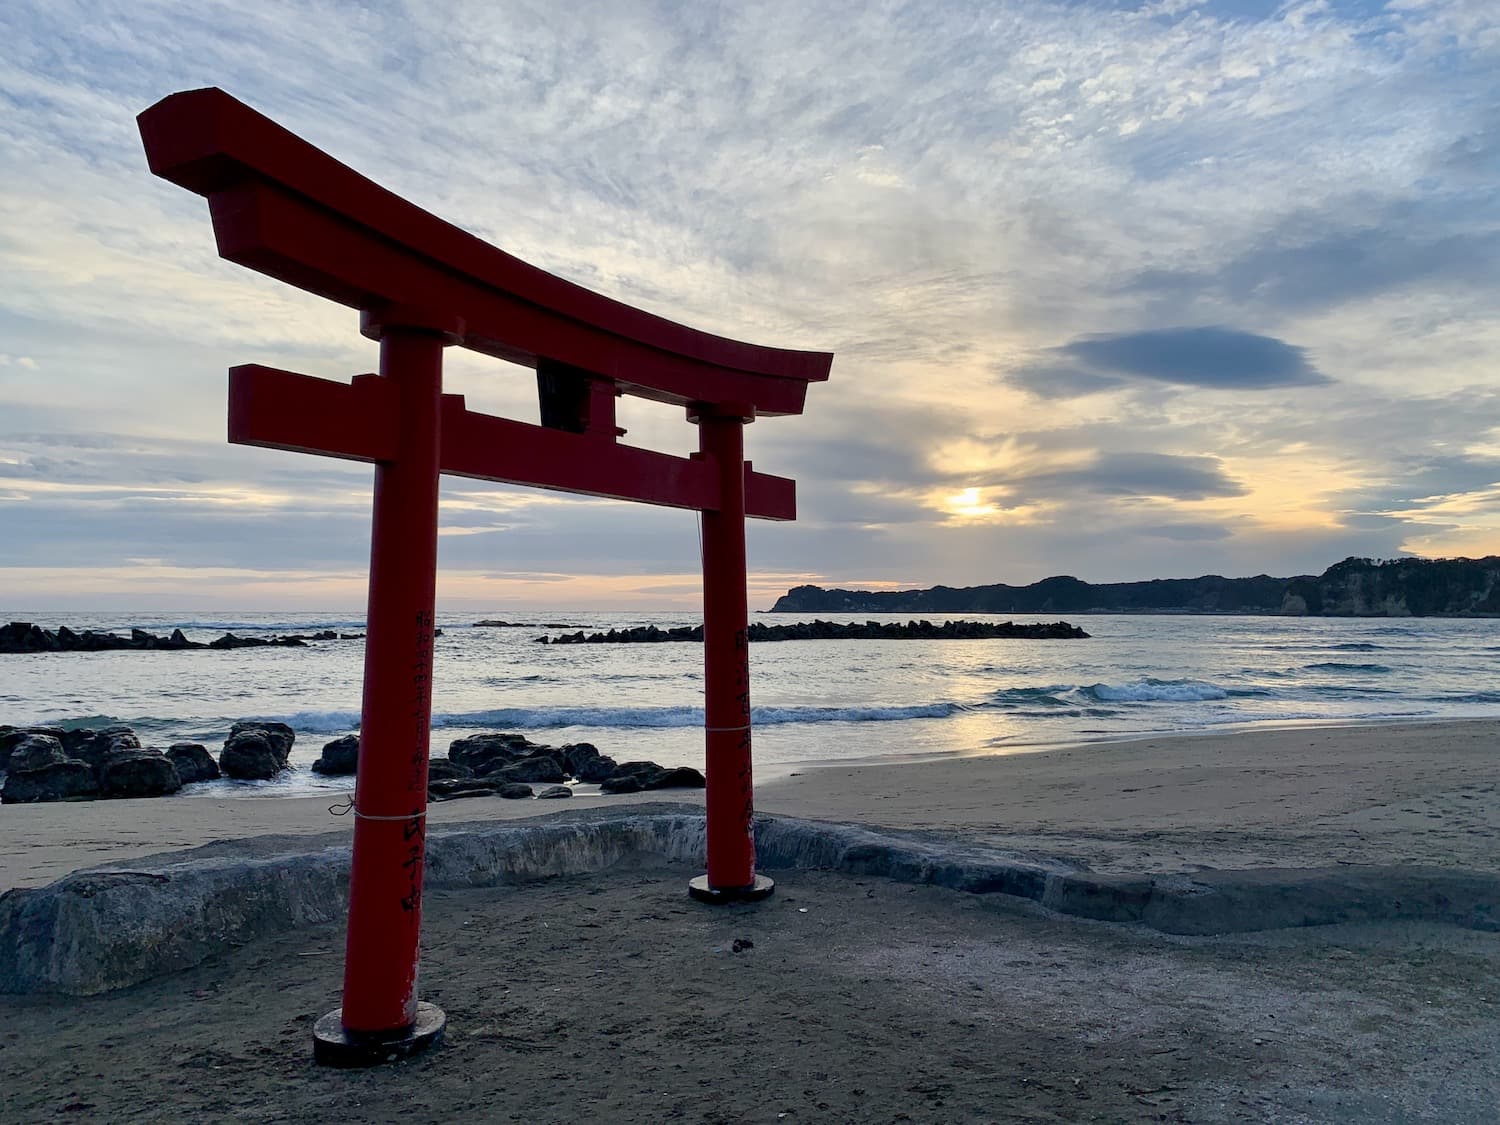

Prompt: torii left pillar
[{"left": 312, "top": 306, "right": 461, "bottom": 1066}]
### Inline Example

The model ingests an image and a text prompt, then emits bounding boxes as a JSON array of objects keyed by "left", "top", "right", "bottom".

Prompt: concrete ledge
[{"left": 2, "top": 804, "right": 1496, "bottom": 995}]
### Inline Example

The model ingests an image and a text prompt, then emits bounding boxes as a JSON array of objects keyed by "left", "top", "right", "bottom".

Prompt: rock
[
  {"left": 561, "top": 742, "right": 601, "bottom": 775},
  {"left": 448, "top": 732, "right": 534, "bottom": 773},
  {"left": 646, "top": 766, "right": 706, "bottom": 790},
  {"left": 598, "top": 760, "right": 704, "bottom": 792},
  {"left": 494, "top": 756, "right": 566, "bottom": 785},
  {"left": 228, "top": 721, "right": 294, "bottom": 765},
  {"left": 536, "top": 617, "right": 1092, "bottom": 644},
  {"left": 610, "top": 761, "right": 669, "bottom": 783},
  {"left": 58, "top": 729, "right": 114, "bottom": 772},
  {"left": 311, "top": 735, "right": 359, "bottom": 776},
  {"left": 105, "top": 730, "right": 141, "bottom": 753},
  {"left": 166, "top": 743, "right": 220, "bottom": 784},
  {"left": 6, "top": 735, "right": 66, "bottom": 774},
  {"left": 599, "top": 774, "right": 645, "bottom": 795},
  {"left": 497, "top": 783, "right": 534, "bottom": 799},
  {"left": 574, "top": 754, "right": 618, "bottom": 784},
  {"left": 2, "top": 760, "right": 99, "bottom": 803},
  {"left": 0, "top": 622, "right": 341, "bottom": 652},
  {"left": 535, "top": 785, "right": 572, "bottom": 799},
  {"left": 2, "top": 727, "right": 68, "bottom": 767},
  {"left": 426, "top": 759, "right": 472, "bottom": 783},
  {"left": 100, "top": 750, "right": 182, "bottom": 798},
  {"left": 219, "top": 730, "right": 288, "bottom": 780},
  {"left": 428, "top": 777, "right": 501, "bottom": 801}
]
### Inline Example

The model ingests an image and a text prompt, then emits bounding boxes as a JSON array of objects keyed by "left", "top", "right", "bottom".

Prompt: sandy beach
[{"left": 2, "top": 718, "right": 1498, "bottom": 1122}]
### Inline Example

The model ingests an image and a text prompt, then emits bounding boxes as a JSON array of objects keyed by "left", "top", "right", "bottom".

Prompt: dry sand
[
  {"left": 2, "top": 863, "right": 1496, "bottom": 1123},
  {"left": 2, "top": 718, "right": 1498, "bottom": 1122}
]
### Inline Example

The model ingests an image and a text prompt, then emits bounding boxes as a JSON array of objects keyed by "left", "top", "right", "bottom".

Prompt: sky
[{"left": 1, "top": 0, "right": 1498, "bottom": 611}]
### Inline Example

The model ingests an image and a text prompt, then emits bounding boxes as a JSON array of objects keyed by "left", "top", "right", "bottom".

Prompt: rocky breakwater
[
  {"left": 0, "top": 621, "right": 368, "bottom": 654},
  {"left": 0, "top": 719, "right": 307, "bottom": 801},
  {"left": 354, "top": 731, "right": 707, "bottom": 802},
  {"left": 537, "top": 618, "right": 1089, "bottom": 644},
  {"left": 3, "top": 718, "right": 706, "bottom": 805},
  {"left": 0, "top": 724, "right": 220, "bottom": 803}
]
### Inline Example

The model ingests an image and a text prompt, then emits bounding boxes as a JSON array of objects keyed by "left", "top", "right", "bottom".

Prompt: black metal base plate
[
  {"left": 312, "top": 1001, "right": 446, "bottom": 1067},
  {"left": 688, "top": 873, "right": 775, "bottom": 904}
]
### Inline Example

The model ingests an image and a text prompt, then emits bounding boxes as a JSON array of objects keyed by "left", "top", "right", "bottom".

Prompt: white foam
[{"left": 1086, "top": 680, "right": 1229, "bottom": 703}]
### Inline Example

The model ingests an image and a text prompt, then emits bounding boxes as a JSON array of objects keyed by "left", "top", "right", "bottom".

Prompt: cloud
[
  {"left": 1137, "top": 521, "right": 1234, "bottom": 541},
  {"left": 1003, "top": 451, "right": 1247, "bottom": 502},
  {"left": 2, "top": 0, "right": 1499, "bottom": 604},
  {"left": 1128, "top": 218, "right": 1500, "bottom": 316},
  {"left": 1009, "top": 327, "right": 1330, "bottom": 398}
]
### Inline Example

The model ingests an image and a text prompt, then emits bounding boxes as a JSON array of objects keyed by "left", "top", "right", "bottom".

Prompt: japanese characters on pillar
[{"left": 137, "top": 86, "right": 830, "bottom": 1066}]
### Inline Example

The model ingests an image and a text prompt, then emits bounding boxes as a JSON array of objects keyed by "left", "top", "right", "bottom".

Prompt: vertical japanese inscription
[
  {"left": 733, "top": 626, "right": 754, "bottom": 828},
  {"left": 400, "top": 608, "right": 434, "bottom": 913}
]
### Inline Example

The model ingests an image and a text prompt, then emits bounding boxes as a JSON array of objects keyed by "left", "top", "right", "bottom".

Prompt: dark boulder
[
  {"left": 7, "top": 734, "right": 66, "bottom": 774},
  {"left": 560, "top": 742, "right": 601, "bottom": 775},
  {"left": 497, "top": 783, "right": 534, "bottom": 799},
  {"left": 229, "top": 721, "right": 294, "bottom": 765},
  {"left": 600, "top": 761, "right": 706, "bottom": 792},
  {"left": 2, "top": 760, "right": 99, "bottom": 803},
  {"left": 2, "top": 726, "right": 66, "bottom": 756},
  {"left": 494, "top": 756, "right": 566, "bottom": 785},
  {"left": 311, "top": 735, "right": 359, "bottom": 776},
  {"left": 428, "top": 777, "right": 501, "bottom": 801},
  {"left": 599, "top": 774, "right": 644, "bottom": 795},
  {"left": 535, "top": 785, "right": 572, "bottom": 799},
  {"left": 59, "top": 729, "right": 113, "bottom": 772},
  {"left": 105, "top": 729, "right": 141, "bottom": 753},
  {"left": 646, "top": 766, "right": 706, "bottom": 790},
  {"left": 448, "top": 732, "right": 533, "bottom": 773},
  {"left": 100, "top": 750, "right": 182, "bottom": 798},
  {"left": 611, "top": 761, "right": 669, "bottom": 782},
  {"left": 166, "top": 743, "right": 220, "bottom": 784},
  {"left": 220, "top": 730, "right": 288, "bottom": 780},
  {"left": 426, "top": 759, "right": 472, "bottom": 783},
  {"left": 574, "top": 754, "right": 618, "bottom": 784}
]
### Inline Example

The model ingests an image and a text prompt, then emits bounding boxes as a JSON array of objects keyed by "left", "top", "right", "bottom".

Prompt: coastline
[{"left": 4, "top": 714, "right": 1495, "bottom": 891}]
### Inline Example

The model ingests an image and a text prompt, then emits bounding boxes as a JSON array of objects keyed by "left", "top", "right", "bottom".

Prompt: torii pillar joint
[
  {"left": 689, "top": 403, "right": 773, "bottom": 904},
  {"left": 313, "top": 306, "right": 463, "bottom": 1067}
]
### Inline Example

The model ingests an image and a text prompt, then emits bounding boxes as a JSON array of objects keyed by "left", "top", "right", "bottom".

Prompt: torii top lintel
[{"left": 137, "top": 88, "right": 832, "bottom": 417}]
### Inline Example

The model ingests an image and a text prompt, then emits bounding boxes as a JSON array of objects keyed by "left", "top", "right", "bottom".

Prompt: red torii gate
[{"left": 137, "top": 88, "right": 831, "bottom": 1066}]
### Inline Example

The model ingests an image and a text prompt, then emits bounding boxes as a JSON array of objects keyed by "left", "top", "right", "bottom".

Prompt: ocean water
[{"left": 1, "top": 610, "right": 1497, "bottom": 798}]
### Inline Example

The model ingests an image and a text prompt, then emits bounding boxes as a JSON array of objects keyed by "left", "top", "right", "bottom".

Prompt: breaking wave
[{"left": 1083, "top": 679, "right": 1230, "bottom": 703}]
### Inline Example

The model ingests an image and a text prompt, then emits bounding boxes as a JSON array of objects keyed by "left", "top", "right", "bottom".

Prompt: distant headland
[{"left": 770, "top": 556, "right": 1500, "bottom": 617}]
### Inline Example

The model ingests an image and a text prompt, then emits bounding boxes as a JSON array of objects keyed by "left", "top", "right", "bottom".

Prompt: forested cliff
[{"left": 771, "top": 556, "right": 1500, "bottom": 617}]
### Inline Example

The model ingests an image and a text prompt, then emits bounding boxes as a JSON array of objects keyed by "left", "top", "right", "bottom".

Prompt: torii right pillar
[{"left": 690, "top": 402, "right": 774, "bottom": 903}]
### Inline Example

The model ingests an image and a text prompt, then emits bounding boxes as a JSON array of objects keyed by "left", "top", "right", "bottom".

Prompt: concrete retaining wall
[{"left": 2, "top": 805, "right": 1495, "bottom": 995}]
